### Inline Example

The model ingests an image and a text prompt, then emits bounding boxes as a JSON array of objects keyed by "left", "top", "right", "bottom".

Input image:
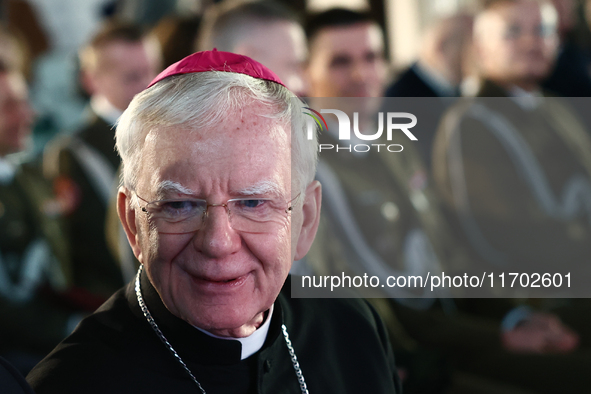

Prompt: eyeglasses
[
  {"left": 134, "top": 192, "right": 300, "bottom": 234},
  {"left": 504, "top": 24, "right": 555, "bottom": 40}
]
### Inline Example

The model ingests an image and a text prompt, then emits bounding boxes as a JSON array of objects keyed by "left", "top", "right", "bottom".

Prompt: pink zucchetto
[{"left": 147, "top": 49, "right": 286, "bottom": 88}]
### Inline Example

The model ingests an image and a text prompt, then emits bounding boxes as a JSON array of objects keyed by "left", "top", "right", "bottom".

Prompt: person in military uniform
[
  {"left": 434, "top": 0, "right": 591, "bottom": 275},
  {"left": 303, "top": 9, "right": 461, "bottom": 392},
  {"left": 428, "top": 0, "right": 591, "bottom": 391},
  {"left": 0, "top": 62, "right": 83, "bottom": 375},
  {"left": 303, "top": 6, "right": 591, "bottom": 393},
  {"left": 43, "top": 21, "right": 161, "bottom": 302}
]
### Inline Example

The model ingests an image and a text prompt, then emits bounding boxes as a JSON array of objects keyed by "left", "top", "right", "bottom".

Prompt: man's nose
[
  {"left": 193, "top": 204, "right": 241, "bottom": 258},
  {"left": 519, "top": 28, "right": 547, "bottom": 45},
  {"left": 350, "top": 61, "right": 369, "bottom": 83}
]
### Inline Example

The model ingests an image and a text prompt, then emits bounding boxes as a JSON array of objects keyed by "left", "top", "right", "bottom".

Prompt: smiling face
[{"left": 124, "top": 102, "right": 305, "bottom": 337}]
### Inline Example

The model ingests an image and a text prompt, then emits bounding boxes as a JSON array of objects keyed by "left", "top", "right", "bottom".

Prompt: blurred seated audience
[
  {"left": 43, "top": 20, "right": 161, "bottom": 304},
  {"left": 304, "top": 4, "right": 591, "bottom": 393},
  {"left": 387, "top": 13, "right": 472, "bottom": 98},
  {"left": 434, "top": 0, "right": 591, "bottom": 274},
  {"left": 0, "top": 61, "right": 82, "bottom": 375},
  {"left": 304, "top": 8, "right": 456, "bottom": 393}
]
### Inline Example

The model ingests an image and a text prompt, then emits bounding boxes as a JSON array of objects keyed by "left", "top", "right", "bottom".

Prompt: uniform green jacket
[
  {"left": 44, "top": 113, "right": 124, "bottom": 302},
  {"left": 0, "top": 159, "right": 76, "bottom": 358},
  {"left": 433, "top": 80, "right": 591, "bottom": 280}
]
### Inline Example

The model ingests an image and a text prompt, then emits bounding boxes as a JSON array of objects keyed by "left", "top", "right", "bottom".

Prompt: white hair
[{"left": 115, "top": 71, "right": 318, "bottom": 194}]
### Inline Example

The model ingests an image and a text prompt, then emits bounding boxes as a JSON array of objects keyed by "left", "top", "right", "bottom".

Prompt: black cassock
[{"left": 27, "top": 271, "right": 400, "bottom": 393}]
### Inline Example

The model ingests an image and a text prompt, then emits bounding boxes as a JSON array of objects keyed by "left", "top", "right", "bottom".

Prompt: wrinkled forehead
[
  {"left": 145, "top": 104, "right": 289, "bottom": 146},
  {"left": 136, "top": 109, "right": 291, "bottom": 194}
]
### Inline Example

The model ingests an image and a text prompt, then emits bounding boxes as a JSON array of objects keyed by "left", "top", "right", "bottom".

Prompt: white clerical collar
[
  {"left": 90, "top": 95, "right": 123, "bottom": 125},
  {"left": 194, "top": 304, "right": 274, "bottom": 360},
  {"left": 508, "top": 85, "right": 543, "bottom": 111},
  {"left": 0, "top": 157, "right": 16, "bottom": 184}
]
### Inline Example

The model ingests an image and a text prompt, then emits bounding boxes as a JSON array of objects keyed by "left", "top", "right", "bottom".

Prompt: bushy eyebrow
[
  {"left": 234, "top": 180, "right": 284, "bottom": 197},
  {"left": 154, "top": 179, "right": 285, "bottom": 199},
  {"left": 155, "top": 180, "right": 196, "bottom": 198}
]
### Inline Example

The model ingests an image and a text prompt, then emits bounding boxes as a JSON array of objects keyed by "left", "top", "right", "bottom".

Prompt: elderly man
[
  {"left": 44, "top": 21, "right": 161, "bottom": 303},
  {"left": 26, "top": 50, "right": 400, "bottom": 393}
]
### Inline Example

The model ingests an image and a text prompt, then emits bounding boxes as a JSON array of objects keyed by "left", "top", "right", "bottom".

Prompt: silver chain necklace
[{"left": 135, "top": 265, "right": 309, "bottom": 394}]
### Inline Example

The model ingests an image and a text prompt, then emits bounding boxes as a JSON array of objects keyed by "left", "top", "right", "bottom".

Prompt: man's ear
[
  {"left": 294, "top": 180, "right": 322, "bottom": 261},
  {"left": 117, "top": 187, "right": 143, "bottom": 263}
]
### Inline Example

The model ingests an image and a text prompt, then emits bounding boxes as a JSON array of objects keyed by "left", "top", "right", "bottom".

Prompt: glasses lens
[
  {"left": 228, "top": 198, "right": 291, "bottom": 233},
  {"left": 143, "top": 197, "right": 293, "bottom": 234},
  {"left": 146, "top": 199, "right": 206, "bottom": 233}
]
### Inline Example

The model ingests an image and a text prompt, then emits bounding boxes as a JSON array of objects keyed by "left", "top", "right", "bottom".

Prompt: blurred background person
[
  {"left": 385, "top": 13, "right": 473, "bottom": 167},
  {"left": 22, "top": 0, "right": 120, "bottom": 152},
  {"left": 386, "top": 13, "right": 473, "bottom": 98},
  {"left": 306, "top": 7, "right": 387, "bottom": 124},
  {"left": 43, "top": 20, "right": 161, "bottom": 305},
  {"left": 466, "top": 0, "right": 560, "bottom": 94},
  {"left": 306, "top": 7, "right": 387, "bottom": 98},
  {"left": 433, "top": 1, "right": 591, "bottom": 390},
  {"left": 434, "top": 0, "right": 590, "bottom": 268},
  {"left": 196, "top": 0, "right": 308, "bottom": 96},
  {"left": 0, "top": 59, "right": 81, "bottom": 376},
  {"left": 303, "top": 8, "right": 460, "bottom": 393}
]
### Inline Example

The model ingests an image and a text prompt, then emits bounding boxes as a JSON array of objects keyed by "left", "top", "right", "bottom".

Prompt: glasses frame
[{"left": 132, "top": 191, "right": 301, "bottom": 233}]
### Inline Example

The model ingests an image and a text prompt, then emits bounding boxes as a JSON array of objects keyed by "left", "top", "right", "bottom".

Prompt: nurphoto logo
[{"left": 303, "top": 108, "right": 418, "bottom": 153}]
